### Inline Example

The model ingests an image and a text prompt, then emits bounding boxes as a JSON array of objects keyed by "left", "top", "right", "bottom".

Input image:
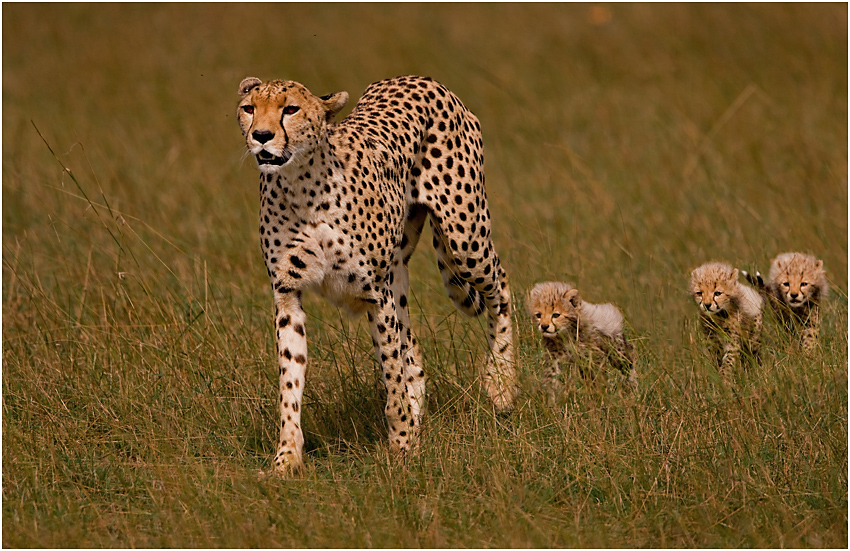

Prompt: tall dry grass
[{"left": 3, "top": 3, "right": 847, "bottom": 547}]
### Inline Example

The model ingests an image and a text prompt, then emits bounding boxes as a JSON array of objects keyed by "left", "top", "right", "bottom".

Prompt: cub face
[
  {"left": 527, "top": 282, "right": 580, "bottom": 338},
  {"left": 769, "top": 253, "right": 826, "bottom": 308},
  {"left": 237, "top": 77, "right": 348, "bottom": 173},
  {"left": 690, "top": 263, "right": 739, "bottom": 315}
]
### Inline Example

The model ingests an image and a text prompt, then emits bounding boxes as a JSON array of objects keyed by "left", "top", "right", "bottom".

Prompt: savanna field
[{"left": 2, "top": 4, "right": 847, "bottom": 547}]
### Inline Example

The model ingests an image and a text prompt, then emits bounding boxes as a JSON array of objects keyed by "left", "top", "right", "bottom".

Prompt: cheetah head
[
  {"left": 237, "top": 77, "right": 348, "bottom": 173},
  {"left": 770, "top": 254, "right": 826, "bottom": 308},
  {"left": 690, "top": 264, "right": 738, "bottom": 316},
  {"left": 527, "top": 282, "right": 580, "bottom": 338}
]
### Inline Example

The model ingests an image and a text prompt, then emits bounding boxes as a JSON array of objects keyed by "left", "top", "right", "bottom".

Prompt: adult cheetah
[{"left": 237, "top": 75, "right": 517, "bottom": 475}]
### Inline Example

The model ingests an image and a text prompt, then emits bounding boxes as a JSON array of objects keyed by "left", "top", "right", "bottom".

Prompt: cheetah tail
[{"left": 741, "top": 270, "right": 765, "bottom": 290}]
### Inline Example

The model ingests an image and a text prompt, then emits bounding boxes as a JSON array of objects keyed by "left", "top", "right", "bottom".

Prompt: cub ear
[
  {"left": 239, "top": 77, "right": 262, "bottom": 96},
  {"left": 730, "top": 268, "right": 739, "bottom": 281},
  {"left": 525, "top": 286, "right": 540, "bottom": 309},
  {"left": 564, "top": 288, "right": 580, "bottom": 307},
  {"left": 320, "top": 91, "right": 349, "bottom": 121},
  {"left": 815, "top": 259, "right": 823, "bottom": 271}
]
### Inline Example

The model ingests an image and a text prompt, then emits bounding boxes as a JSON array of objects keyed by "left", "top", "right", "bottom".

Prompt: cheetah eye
[
  {"left": 552, "top": 313, "right": 560, "bottom": 318},
  {"left": 800, "top": 282, "right": 808, "bottom": 287},
  {"left": 713, "top": 291, "right": 722, "bottom": 297},
  {"left": 282, "top": 105, "right": 300, "bottom": 115},
  {"left": 694, "top": 291, "right": 702, "bottom": 296},
  {"left": 241, "top": 105, "right": 254, "bottom": 115},
  {"left": 782, "top": 282, "right": 790, "bottom": 287},
  {"left": 534, "top": 313, "right": 541, "bottom": 319}
]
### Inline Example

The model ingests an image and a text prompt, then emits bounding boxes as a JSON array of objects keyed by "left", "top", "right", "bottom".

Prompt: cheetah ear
[
  {"left": 815, "top": 259, "right": 823, "bottom": 271},
  {"left": 320, "top": 91, "right": 349, "bottom": 122},
  {"left": 564, "top": 288, "right": 580, "bottom": 307},
  {"left": 730, "top": 268, "right": 739, "bottom": 281},
  {"left": 526, "top": 287, "right": 541, "bottom": 310},
  {"left": 239, "top": 77, "right": 262, "bottom": 96}
]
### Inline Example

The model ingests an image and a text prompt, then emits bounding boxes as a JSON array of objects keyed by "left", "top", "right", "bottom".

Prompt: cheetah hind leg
[
  {"left": 480, "top": 261, "right": 518, "bottom": 412},
  {"left": 430, "top": 218, "right": 487, "bottom": 317},
  {"left": 429, "top": 218, "right": 517, "bottom": 411},
  {"left": 610, "top": 335, "right": 638, "bottom": 390}
]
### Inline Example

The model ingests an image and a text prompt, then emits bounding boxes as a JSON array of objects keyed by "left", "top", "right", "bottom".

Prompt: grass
[{"left": 3, "top": 3, "right": 847, "bottom": 547}]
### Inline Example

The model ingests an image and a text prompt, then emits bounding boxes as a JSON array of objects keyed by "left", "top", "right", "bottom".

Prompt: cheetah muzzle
[
  {"left": 256, "top": 149, "right": 288, "bottom": 166},
  {"left": 237, "top": 75, "right": 518, "bottom": 476}
]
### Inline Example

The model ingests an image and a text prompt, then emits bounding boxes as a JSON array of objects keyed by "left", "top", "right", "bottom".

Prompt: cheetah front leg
[
  {"left": 390, "top": 259, "right": 427, "bottom": 427},
  {"left": 541, "top": 338, "right": 568, "bottom": 405},
  {"left": 392, "top": 209, "right": 428, "bottom": 425},
  {"left": 720, "top": 330, "right": 741, "bottom": 372},
  {"left": 270, "top": 289, "right": 309, "bottom": 476},
  {"left": 544, "top": 356, "right": 564, "bottom": 405},
  {"left": 801, "top": 306, "right": 821, "bottom": 353},
  {"left": 368, "top": 287, "right": 418, "bottom": 455}
]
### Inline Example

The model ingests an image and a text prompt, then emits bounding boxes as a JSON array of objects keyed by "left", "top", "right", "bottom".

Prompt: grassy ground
[{"left": 3, "top": 3, "right": 847, "bottom": 547}]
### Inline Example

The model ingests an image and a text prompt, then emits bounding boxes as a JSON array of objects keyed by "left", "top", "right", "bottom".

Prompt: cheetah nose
[
  {"left": 789, "top": 292, "right": 799, "bottom": 299},
  {"left": 540, "top": 324, "right": 550, "bottom": 332},
  {"left": 702, "top": 303, "right": 712, "bottom": 311},
  {"left": 252, "top": 130, "right": 274, "bottom": 144}
]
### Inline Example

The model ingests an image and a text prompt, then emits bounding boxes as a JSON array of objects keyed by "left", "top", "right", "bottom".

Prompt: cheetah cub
[
  {"left": 744, "top": 252, "right": 829, "bottom": 352},
  {"left": 527, "top": 282, "right": 637, "bottom": 402},
  {"left": 689, "top": 262, "right": 764, "bottom": 371}
]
